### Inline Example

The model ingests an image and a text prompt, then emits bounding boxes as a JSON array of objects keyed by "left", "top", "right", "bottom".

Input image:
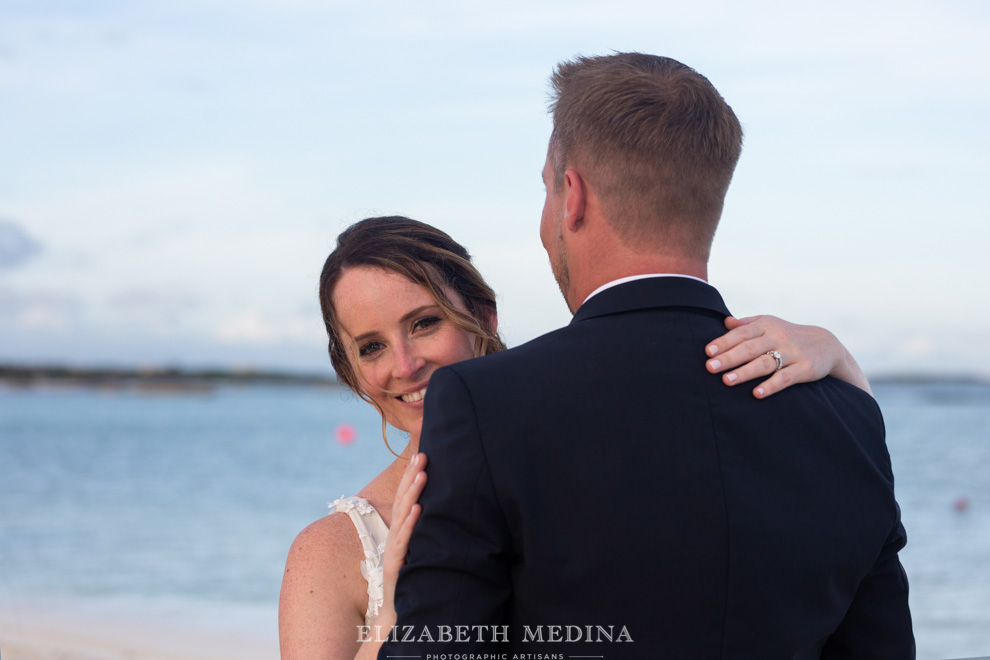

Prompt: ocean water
[{"left": 0, "top": 381, "right": 988, "bottom": 659}]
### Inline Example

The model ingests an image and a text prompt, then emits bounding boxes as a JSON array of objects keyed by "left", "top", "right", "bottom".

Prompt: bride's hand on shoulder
[
  {"left": 704, "top": 315, "right": 872, "bottom": 399},
  {"left": 380, "top": 453, "right": 429, "bottom": 626},
  {"left": 353, "top": 453, "right": 427, "bottom": 660}
]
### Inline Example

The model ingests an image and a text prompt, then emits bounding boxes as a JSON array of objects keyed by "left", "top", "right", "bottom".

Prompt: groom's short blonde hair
[{"left": 548, "top": 53, "right": 743, "bottom": 260}]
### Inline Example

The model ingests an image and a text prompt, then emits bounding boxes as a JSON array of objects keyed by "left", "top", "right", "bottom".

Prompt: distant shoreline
[
  {"left": 867, "top": 373, "right": 990, "bottom": 386},
  {"left": 0, "top": 364, "right": 338, "bottom": 392},
  {"left": 1, "top": 363, "right": 986, "bottom": 393}
]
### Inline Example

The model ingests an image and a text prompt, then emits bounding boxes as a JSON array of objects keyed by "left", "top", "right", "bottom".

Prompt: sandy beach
[{"left": 0, "top": 599, "right": 278, "bottom": 660}]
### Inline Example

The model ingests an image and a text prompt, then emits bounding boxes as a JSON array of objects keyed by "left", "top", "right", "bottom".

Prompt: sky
[{"left": 1, "top": 0, "right": 988, "bottom": 377}]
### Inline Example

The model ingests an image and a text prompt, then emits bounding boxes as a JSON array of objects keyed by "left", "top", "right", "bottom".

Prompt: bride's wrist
[
  {"left": 373, "top": 608, "right": 397, "bottom": 633},
  {"left": 831, "top": 344, "right": 872, "bottom": 396}
]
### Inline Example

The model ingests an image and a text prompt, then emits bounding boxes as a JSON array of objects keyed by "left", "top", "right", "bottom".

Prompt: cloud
[
  {"left": 101, "top": 289, "right": 202, "bottom": 332},
  {"left": 106, "top": 289, "right": 200, "bottom": 312},
  {"left": 898, "top": 334, "right": 935, "bottom": 358},
  {"left": 0, "top": 220, "right": 42, "bottom": 270},
  {"left": 0, "top": 287, "right": 83, "bottom": 331},
  {"left": 215, "top": 310, "right": 325, "bottom": 346}
]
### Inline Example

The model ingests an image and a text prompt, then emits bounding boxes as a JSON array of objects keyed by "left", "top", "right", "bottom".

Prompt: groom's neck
[{"left": 567, "top": 250, "right": 709, "bottom": 311}]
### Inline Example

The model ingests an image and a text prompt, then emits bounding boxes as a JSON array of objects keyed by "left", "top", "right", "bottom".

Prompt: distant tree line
[{"left": 0, "top": 364, "right": 337, "bottom": 391}]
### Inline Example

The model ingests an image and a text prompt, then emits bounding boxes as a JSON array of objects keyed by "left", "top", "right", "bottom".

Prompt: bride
[{"left": 278, "top": 215, "right": 871, "bottom": 659}]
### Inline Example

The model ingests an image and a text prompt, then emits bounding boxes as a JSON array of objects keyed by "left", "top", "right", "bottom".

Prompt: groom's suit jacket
[{"left": 381, "top": 276, "right": 913, "bottom": 659}]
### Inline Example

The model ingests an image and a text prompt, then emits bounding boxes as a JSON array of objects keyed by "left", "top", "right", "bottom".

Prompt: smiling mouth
[{"left": 399, "top": 387, "right": 427, "bottom": 403}]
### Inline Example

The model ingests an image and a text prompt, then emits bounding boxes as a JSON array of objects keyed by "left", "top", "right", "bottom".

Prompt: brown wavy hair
[{"left": 319, "top": 216, "right": 505, "bottom": 447}]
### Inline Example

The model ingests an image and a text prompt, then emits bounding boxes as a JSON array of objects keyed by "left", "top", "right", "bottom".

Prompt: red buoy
[{"left": 336, "top": 423, "right": 357, "bottom": 445}]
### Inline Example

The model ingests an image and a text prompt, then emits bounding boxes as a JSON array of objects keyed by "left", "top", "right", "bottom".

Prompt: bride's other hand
[
  {"left": 382, "top": 453, "right": 429, "bottom": 626},
  {"left": 705, "top": 315, "right": 872, "bottom": 399},
  {"left": 354, "top": 453, "right": 427, "bottom": 660}
]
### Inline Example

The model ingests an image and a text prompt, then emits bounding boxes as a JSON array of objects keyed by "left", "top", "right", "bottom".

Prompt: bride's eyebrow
[{"left": 350, "top": 305, "right": 441, "bottom": 344}]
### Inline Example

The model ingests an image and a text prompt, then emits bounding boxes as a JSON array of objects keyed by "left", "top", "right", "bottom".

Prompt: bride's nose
[{"left": 391, "top": 342, "right": 426, "bottom": 380}]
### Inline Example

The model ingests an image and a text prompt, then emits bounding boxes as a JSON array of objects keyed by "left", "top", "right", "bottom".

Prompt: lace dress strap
[{"left": 330, "top": 495, "right": 389, "bottom": 626}]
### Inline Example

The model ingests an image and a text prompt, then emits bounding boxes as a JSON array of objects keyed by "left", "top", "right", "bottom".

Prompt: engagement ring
[{"left": 766, "top": 350, "right": 783, "bottom": 372}]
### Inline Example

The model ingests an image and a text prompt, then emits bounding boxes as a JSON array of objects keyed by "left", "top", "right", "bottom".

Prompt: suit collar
[{"left": 570, "top": 276, "right": 730, "bottom": 325}]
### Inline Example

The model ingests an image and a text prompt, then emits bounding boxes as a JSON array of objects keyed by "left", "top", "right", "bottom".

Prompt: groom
[{"left": 380, "top": 53, "right": 914, "bottom": 657}]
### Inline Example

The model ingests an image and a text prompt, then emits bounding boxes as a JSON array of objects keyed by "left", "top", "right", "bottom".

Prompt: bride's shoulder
[
  {"left": 288, "top": 499, "right": 369, "bottom": 567},
  {"left": 279, "top": 505, "right": 367, "bottom": 641},
  {"left": 279, "top": 508, "right": 369, "bottom": 656}
]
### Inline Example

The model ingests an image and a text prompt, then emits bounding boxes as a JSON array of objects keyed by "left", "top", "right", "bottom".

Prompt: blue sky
[{"left": 1, "top": 1, "right": 988, "bottom": 376}]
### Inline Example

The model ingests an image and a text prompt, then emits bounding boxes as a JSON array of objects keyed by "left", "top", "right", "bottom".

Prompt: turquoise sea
[{"left": 0, "top": 381, "right": 988, "bottom": 659}]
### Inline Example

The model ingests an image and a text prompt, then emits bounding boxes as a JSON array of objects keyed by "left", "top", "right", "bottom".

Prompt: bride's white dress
[{"left": 330, "top": 496, "right": 388, "bottom": 626}]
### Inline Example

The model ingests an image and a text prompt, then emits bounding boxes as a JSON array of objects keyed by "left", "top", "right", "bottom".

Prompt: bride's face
[{"left": 332, "top": 265, "right": 477, "bottom": 439}]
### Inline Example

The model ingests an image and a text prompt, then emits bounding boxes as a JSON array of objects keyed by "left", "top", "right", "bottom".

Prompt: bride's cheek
[{"left": 363, "top": 363, "right": 388, "bottom": 391}]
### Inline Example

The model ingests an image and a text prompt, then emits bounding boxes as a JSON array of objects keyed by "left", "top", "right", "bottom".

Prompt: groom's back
[
  {"left": 383, "top": 49, "right": 913, "bottom": 657},
  {"left": 389, "top": 277, "right": 913, "bottom": 658}
]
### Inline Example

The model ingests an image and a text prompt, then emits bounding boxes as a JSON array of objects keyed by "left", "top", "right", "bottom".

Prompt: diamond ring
[{"left": 766, "top": 350, "right": 783, "bottom": 372}]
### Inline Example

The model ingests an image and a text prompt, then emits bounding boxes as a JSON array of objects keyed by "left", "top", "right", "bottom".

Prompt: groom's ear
[{"left": 563, "top": 169, "right": 586, "bottom": 233}]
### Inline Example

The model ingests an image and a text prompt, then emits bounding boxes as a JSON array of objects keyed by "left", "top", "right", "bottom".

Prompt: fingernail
[
  {"left": 755, "top": 387, "right": 765, "bottom": 397},
  {"left": 411, "top": 454, "right": 420, "bottom": 467},
  {"left": 726, "top": 373, "right": 737, "bottom": 383},
  {"left": 709, "top": 359, "right": 721, "bottom": 370},
  {"left": 707, "top": 345, "right": 719, "bottom": 356}
]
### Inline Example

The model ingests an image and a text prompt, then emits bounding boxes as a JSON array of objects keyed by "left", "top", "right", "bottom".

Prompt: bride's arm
[
  {"left": 705, "top": 315, "right": 871, "bottom": 398},
  {"left": 354, "top": 454, "right": 428, "bottom": 660},
  {"left": 279, "top": 514, "right": 370, "bottom": 659}
]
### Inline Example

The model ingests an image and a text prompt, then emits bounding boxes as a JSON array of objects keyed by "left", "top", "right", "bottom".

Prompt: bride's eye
[
  {"left": 358, "top": 341, "right": 384, "bottom": 358},
  {"left": 413, "top": 316, "right": 441, "bottom": 332}
]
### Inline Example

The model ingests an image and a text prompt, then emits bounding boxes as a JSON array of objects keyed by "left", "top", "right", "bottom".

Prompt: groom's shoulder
[
  {"left": 811, "top": 375, "right": 886, "bottom": 432},
  {"left": 453, "top": 324, "right": 579, "bottom": 377}
]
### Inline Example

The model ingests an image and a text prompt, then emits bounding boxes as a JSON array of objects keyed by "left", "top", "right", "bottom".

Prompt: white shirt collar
[{"left": 581, "top": 273, "right": 709, "bottom": 307}]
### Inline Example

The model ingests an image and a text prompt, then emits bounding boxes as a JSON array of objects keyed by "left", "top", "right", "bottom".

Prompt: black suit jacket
[{"left": 380, "top": 277, "right": 913, "bottom": 658}]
